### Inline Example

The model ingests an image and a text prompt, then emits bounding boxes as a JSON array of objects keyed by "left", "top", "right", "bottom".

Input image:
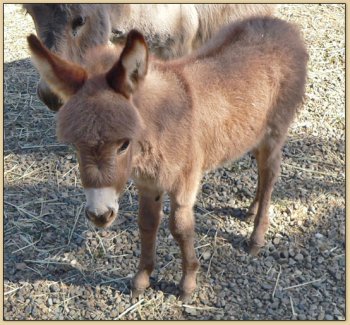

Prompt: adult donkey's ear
[
  {"left": 106, "top": 30, "right": 148, "bottom": 98},
  {"left": 27, "top": 34, "right": 87, "bottom": 102}
]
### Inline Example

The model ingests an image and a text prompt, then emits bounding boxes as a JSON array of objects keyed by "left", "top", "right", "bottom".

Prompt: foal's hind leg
[
  {"left": 245, "top": 149, "right": 261, "bottom": 222},
  {"left": 132, "top": 188, "right": 163, "bottom": 297},
  {"left": 248, "top": 141, "right": 282, "bottom": 256}
]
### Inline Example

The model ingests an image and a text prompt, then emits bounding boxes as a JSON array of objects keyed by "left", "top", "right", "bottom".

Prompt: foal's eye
[
  {"left": 72, "top": 16, "right": 86, "bottom": 30},
  {"left": 117, "top": 140, "right": 130, "bottom": 154}
]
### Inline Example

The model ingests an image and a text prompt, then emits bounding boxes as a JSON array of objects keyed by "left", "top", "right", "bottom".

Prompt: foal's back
[{"left": 178, "top": 17, "right": 308, "bottom": 170}]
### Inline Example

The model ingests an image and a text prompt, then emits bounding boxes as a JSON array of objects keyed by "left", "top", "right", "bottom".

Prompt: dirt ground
[{"left": 3, "top": 4, "right": 345, "bottom": 320}]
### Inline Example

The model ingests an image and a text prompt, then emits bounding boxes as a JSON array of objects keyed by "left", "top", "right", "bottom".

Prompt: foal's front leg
[
  {"left": 169, "top": 188, "right": 200, "bottom": 302},
  {"left": 132, "top": 189, "right": 163, "bottom": 297}
]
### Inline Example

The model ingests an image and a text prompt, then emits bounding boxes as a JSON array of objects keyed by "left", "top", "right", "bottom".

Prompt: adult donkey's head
[{"left": 24, "top": 4, "right": 111, "bottom": 111}]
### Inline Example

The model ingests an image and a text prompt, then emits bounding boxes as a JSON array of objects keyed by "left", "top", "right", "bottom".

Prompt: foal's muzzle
[{"left": 85, "top": 208, "right": 116, "bottom": 228}]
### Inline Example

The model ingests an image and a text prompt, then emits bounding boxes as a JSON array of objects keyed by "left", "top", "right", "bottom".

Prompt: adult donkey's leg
[
  {"left": 169, "top": 177, "right": 200, "bottom": 302},
  {"left": 132, "top": 188, "right": 163, "bottom": 297},
  {"left": 249, "top": 141, "right": 282, "bottom": 256}
]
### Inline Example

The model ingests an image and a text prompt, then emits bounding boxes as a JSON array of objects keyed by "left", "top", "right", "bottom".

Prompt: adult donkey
[
  {"left": 24, "top": 4, "right": 276, "bottom": 111},
  {"left": 27, "top": 16, "right": 307, "bottom": 301}
]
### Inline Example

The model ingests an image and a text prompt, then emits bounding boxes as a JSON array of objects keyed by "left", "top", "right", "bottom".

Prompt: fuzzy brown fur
[{"left": 28, "top": 16, "right": 308, "bottom": 301}]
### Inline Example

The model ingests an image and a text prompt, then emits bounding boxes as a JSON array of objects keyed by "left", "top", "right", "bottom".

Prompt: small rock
[
  {"left": 308, "top": 206, "right": 316, "bottom": 214},
  {"left": 50, "top": 284, "right": 60, "bottom": 292},
  {"left": 262, "top": 283, "right": 272, "bottom": 290},
  {"left": 254, "top": 298, "right": 263, "bottom": 308},
  {"left": 294, "top": 253, "right": 304, "bottom": 261},
  {"left": 100, "top": 231, "right": 108, "bottom": 237},
  {"left": 289, "top": 258, "right": 296, "bottom": 266},
  {"left": 317, "top": 309, "right": 325, "bottom": 320},
  {"left": 202, "top": 251, "right": 211, "bottom": 261},
  {"left": 273, "top": 237, "right": 280, "bottom": 245},
  {"left": 164, "top": 254, "right": 172, "bottom": 262},
  {"left": 15, "top": 263, "right": 27, "bottom": 271},
  {"left": 25, "top": 305, "right": 32, "bottom": 314},
  {"left": 325, "top": 314, "right": 334, "bottom": 320},
  {"left": 317, "top": 256, "right": 324, "bottom": 264},
  {"left": 110, "top": 310, "right": 118, "bottom": 318},
  {"left": 315, "top": 233, "right": 324, "bottom": 239}
]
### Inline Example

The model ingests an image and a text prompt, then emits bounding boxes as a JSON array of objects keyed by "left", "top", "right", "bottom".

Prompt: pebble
[
  {"left": 110, "top": 310, "right": 118, "bottom": 318},
  {"left": 294, "top": 253, "right": 304, "bottom": 261},
  {"left": 288, "top": 248, "right": 296, "bottom": 257},
  {"left": 317, "top": 256, "right": 324, "bottom": 264},
  {"left": 298, "top": 314, "right": 307, "bottom": 320},
  {"left": 15, "top": 263, "right": 27, "bottom": 271},
  {"left": 164, "top": 254, "right": 172, "bottom": 262},
  {"left": 289, "top": 258, "right": 296, "bottom": 266},
  {"left": 261, "top": 283, "right": 272, "bottom": 290},
  {"left": 317, "top": 310, "right": 325, "bottom": 320},
  {"left": 273, "top": 237, "right": 280, "bottom": 245},
  {"left": 49, "top": 284, "right": 60, "bottom": 292},
  {"left": 202, "top": 251, "right": 211, "bottom": 261},
  {"left": 100, "top": 231, "right": 108, "bottom": 237},
  {"left": 24, "top": 305, "right": 32, "bottom": 314}
]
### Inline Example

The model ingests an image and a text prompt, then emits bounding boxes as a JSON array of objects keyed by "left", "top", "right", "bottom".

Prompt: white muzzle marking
[{"left": 85, "top": 187, "right": 119, "bottom": 216}]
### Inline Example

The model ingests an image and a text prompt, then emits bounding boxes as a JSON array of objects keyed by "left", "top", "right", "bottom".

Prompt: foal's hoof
[
  {"left": 248, "top": 240, "right": 264, "bottom": 256},
  {"left": 131, "top": 287, "right": 145, "bottom": 300},
  {"left": 131, "top": 288, "right": 145, "bottom": 304},
  {"left": 178, "top": 290, "right": 193, "bottom": 304}
]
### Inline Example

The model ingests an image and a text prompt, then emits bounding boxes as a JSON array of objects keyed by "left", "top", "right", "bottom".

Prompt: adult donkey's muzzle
[{"left": 37, "top": 79, "right": 63, "bottom": 111}]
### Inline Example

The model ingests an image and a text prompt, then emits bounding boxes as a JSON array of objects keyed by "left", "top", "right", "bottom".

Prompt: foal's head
[{"left": 27, "top": 30, "right": 148, "bottom": 228}]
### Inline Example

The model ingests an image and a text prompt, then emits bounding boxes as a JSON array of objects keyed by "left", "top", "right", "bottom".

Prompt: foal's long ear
[
  {"left": 106, "top": 30, "right": 148, "bottom": 98},
  {"left": 27, "top": 34, "right": 87, "bottom": 101}
]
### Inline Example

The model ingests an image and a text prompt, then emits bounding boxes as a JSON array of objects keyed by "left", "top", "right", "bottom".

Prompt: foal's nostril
[
  {"left": 101, "top": 208, "right": 114, "bottom": 223},
  {"left": 85, "top": 208, "right": 115, "bottom": 227}
]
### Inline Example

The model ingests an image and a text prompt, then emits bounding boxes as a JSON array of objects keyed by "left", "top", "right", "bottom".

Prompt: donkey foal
[{"left": 27, "top": 16, "right": 308, "bottom": 301}]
